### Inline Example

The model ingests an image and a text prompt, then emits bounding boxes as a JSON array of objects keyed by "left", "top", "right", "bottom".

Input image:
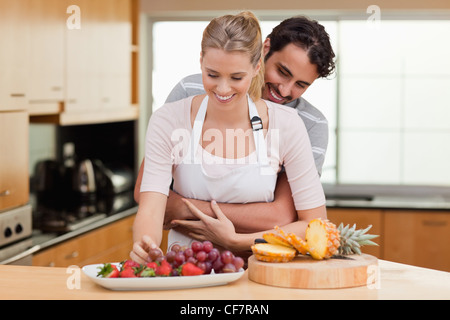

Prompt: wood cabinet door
[
  {"left": 98, "top": 0, "right": 132, "bottom": 110},
  {"left": 33, "top": 214, "right": 136, "bottom": 267},
  {"left": 384, "top": 210, "right": 450, "bottom": 272},
  {"left": 0, "top": 0, "right": 30, "bottom": 111},
  {"left": 0, "top": 111, "right": 29, "bottom": 211},
  {"left": 28, "top": 0, "right": 65, "bottom": 112},
  {"left": 65, "top": 0, "right": 101, "bottom": 113},
  {"left": 65, "top": 0, "right": 132, "bottom": 114}
]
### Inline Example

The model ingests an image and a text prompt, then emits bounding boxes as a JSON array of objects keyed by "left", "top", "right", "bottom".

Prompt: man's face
[{"left": 262, "top": 40, "right": 319, "bottom": 104}]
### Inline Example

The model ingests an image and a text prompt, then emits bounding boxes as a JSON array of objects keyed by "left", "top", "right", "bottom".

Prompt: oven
[{"left": 0, "top": 204, "right": 34, "bottom": 265}]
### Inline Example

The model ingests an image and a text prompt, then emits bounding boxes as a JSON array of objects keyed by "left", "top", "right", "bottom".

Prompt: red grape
[
  {"left": 208, "top": 248, "right": 219, "bottom": 262},
  {"left": 187, "top": 256, "right": 197, "bottom": 264},
  {"left": 196, "top": 251, "right": 207, "bottom": 262},
  {"left": 204, "top": 261, "right": 212, "bottom": 274},
  {"left": 233, "top": 256, "right": 244, "bottom": 270},
  {"left": 221, "top": 250, "right": 233, "bottom": 264},
  {"left": 196, "top": 261, "right": 206, "bottom": 272},
  {"left": 202, "top": 241, "right": 213, "bottom": 253},
  {"left": 184, "top": 248, "right": 194, "bottom": 258},
  {"left": 165, "top": 251, "right": 176, "bottom": 263},
  {"left": 148, "top": 248, "right": 162, "bottom": 261},
  {"left": 212, "top": 257, "right": 224, "bottom": 273},
  {"left": 191, "top": 241, "right": 203, "bottom": 253},
  {"left": 174, "top": 252, "right": 185, "bottom": 266},
  {"left": 222, "top": 263, "right": 237, "bottom": 273}
]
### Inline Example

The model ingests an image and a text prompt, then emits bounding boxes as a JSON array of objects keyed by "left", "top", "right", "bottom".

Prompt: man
[{"left": 135, "top": 15, "right": 335, "bottom": 234}]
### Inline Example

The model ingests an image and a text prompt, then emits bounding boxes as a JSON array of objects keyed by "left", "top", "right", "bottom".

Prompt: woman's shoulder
[
  {"left": 263, "top": 99, "right": 304, "bottom": 128},
  {"left": 150, "top": 96, "right": 195, "bottom": 129}
]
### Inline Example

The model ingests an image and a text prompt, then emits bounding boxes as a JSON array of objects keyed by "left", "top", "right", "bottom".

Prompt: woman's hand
[
  {"left": 130, "top": 235, "right": 162, "bottom": 264},
  {"left": 172, "top": 199, "right": 238, "bottom": 250}
]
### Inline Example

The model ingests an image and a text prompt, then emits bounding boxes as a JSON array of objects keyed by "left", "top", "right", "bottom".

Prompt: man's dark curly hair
[{"left": 265, "top": 16, "right": 336, "bottom": 78}]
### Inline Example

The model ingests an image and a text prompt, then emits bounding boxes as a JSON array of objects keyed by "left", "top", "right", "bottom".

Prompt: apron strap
[
  {"left": 187, "top": 95, "right": 269, "bottom": 166},
  {"left": 247, "top": 96, "right": 269, "bottom": 166}
]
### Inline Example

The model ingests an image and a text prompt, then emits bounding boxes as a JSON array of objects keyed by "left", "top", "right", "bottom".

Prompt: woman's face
[
  {"left": 201, "top": 48, "right": 259, "bottom": 107},
  {"left": 262, "top": 40, "right": 319, "bottom": 104}
]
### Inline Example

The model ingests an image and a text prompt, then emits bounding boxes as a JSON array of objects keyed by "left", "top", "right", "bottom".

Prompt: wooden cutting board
[{"left": 248, "top": 254, "right": 378, "bottom": 289}]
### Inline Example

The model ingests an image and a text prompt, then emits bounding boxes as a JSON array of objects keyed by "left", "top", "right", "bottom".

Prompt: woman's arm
[{"left": 130, "top": 191, "right": 167, "bottom": 264}]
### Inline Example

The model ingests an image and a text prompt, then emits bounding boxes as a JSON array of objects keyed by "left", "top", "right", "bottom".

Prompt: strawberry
[
  {"left": 181, "top": 262, "right": 204, "bottom": 276},
  {"left": 120, "top": 267, "right": 137, "bottom": 278},
  {"left": 146, "top": 262, "right": 158, "bottom": 269},
  {"left": 138, "top": 267, "right": 156, "bottom": 277},
  {"left": 155, "top": 259, "right": 172, "bottom": 276},
  {"left": 121, "top": 259, "right": 140, "bottom": 269},
  {"left": 97, "top": 263, "right": 119, "bottom": 278}
]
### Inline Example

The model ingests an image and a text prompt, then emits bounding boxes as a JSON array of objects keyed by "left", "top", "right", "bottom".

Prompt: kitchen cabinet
[
  {"left": 327, "top": 206, "right": 450, "bottom": 272},
  {"left": 27, "top": 0, "right": 65, "bottom": 115},
  {"left": 33, "top": 215, "right": 136, "bottom": 267},
  {"left": 32, "top": 215, "right": 169, "bottom": 268},
  {"left": 384, "top": 210, "right": 450, "bottom": 272},
  {"left": 0, "top": 111, "right": 29, "bottom": 211},
  {"left": 29, "top": 0, "right": 138, "bottom": 125},
  {"left": 0, "top": 0, "right": 30, "bottom": 111}
]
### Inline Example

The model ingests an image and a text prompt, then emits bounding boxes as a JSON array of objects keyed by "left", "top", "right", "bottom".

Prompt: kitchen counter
[
  {"left": 1, "top": 259, "right": 449, "bottom": 300},
  {"left": 0, "top": 205, "right": 138, "bottom": 265},
  {"left": 324, "top": 183, "right": 450, "bottom": 210}
]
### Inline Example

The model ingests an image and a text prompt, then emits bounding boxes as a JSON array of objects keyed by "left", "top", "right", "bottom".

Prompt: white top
[{"left": 141, "top": 95, "right": 325, "bottom": 210}]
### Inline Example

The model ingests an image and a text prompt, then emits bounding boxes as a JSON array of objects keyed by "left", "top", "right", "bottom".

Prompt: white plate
[{"left": 82, "top": 263, "right": 245, "bottom": 291}]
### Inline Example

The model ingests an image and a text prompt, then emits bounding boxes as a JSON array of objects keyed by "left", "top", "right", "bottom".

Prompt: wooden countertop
[{"left": 1, "top": 260, "right": 449, "bottom": 300}]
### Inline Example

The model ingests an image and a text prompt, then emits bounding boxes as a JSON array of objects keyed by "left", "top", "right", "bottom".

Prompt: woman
[
  {"left": 134, "top": 15, "right": 335, "bottom": 235},
  {"left": 131, "top": 12, "right": 326, "bottom": 264}
]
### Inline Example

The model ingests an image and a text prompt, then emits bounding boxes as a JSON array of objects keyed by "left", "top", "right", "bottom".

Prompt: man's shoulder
[
  {"left": 293, "top": 97, "right": 328, "bottom": 125},
  {"left": 179, "top": 73, "right": 204, "bottom": 90}
]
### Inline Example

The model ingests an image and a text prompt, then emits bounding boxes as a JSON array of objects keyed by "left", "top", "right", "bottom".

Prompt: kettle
[{"left": 72, "top": 159, "right": 97, "bottom": 195}]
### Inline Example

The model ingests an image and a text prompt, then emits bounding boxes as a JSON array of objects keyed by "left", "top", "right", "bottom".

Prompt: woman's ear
[
  {"left": 263, "top": 38, "right": 271, "bottom": 57},
  {"left": 254, "top": 58, "right": 262, "bottom": 76}
]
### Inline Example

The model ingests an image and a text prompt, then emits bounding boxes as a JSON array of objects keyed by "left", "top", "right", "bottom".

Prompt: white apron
[{"left": 169, "top": 95, "right": 277, "bottom": 249}]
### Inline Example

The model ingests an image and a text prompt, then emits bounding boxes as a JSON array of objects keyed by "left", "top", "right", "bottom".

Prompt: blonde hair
[{"left": 201, "top": 11, "right": 265, "bottom": 101}]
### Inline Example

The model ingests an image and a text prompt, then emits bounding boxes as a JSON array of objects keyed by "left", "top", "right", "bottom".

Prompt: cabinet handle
[
  {"left": 51, "top": 86, "right": 62, "bottom": 91},
  {"left": 0, "top": 189, "right": 10, "bottom": 197},
  {"left": 422, "top": 220, "right": 447, "bottom": 227},
  {"left": 10, "top": 93, "right": 25, "bottom": 97},
  {"left": 65, "top": 251, "right": 79, "bottom": 259}
]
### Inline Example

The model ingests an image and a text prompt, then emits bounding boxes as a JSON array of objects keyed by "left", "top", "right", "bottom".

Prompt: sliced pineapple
[
  {"left": 253, "top": 253, "right": 294, "bottom": 263},
  {"left": 286, "top": 233, "right": 309, "bottom": 255},
  {"left": 251, "top": 243, "right": 296, "bottom": 262},
  {"left": 263, "top": 232, "right": 292, "bottom": 248},
  {"left": 254, "top": 219, "right": 378, "bottom": 262},
  {"left": 305, "top": 219, "right": 340, "bottom": 260}
]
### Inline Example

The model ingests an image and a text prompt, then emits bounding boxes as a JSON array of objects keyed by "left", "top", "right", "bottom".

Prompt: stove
[{"left": 32, "top": 190, "right": 136, "bottom": 234}]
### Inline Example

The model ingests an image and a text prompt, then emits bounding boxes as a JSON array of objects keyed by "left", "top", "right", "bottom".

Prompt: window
[{"left": 151, "top": 18, "right": 450, "bottom": 187}]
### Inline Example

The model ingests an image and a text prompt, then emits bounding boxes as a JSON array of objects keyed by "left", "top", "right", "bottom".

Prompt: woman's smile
[{"left": 214, "top": 92, "right": 236, "bottom": 103}]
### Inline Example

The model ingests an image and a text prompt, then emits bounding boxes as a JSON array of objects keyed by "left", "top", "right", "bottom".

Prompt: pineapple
[
  {"left": 251, "top": 243, "right": 297, "bottom": 262},
  {"left": 304, "top": 219, "right": 341, "bottom": 260},
  {"left": 337, "top": 223, "right": 379, "bottom": 255},
  {"left": 253, "top": 218, "right": 379, "bottom": 262}
]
